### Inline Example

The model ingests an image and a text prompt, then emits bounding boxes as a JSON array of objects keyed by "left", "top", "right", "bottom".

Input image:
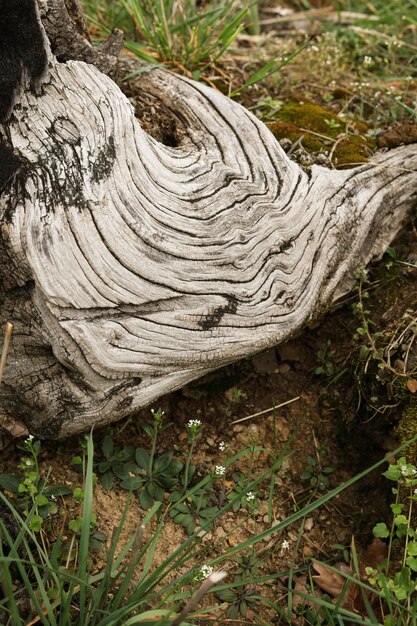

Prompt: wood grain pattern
[{"left": 1, "top": 49, "right": 416, "bottom": 437}]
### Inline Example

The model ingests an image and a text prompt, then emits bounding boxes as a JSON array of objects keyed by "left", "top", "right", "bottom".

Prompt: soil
[{"left": 2, "top": 1, "right": 417, "bottom": 623}]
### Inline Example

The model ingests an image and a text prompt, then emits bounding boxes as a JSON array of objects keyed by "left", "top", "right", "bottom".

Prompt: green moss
[
  {"left": 276, "top": 101, "right": 346, "bottom": 137},
  {"left": 396, "top": 401, "right": 417, "bottom": 461},
  {"left": 266, "top": 120, "right": 326, "bottom": 153},
  {"left": 266, "top": 101, "right": 375, "bottom": 169},
  {"left": 333, "top": 135, "right": 372, "bottom": 168}
]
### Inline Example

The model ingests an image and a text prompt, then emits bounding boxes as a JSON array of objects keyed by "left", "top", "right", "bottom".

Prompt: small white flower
[
  {"left": 187, "top": 419, "right": 202, "bottom": 429},
  {"left": 26, "top": 434, "right": 34, "bottom": 442},
  {"left": 414, "top": 488, "right": 417, "bottom": 495},
  {"left": 281, "top": 539, "right": 290, "bottom": 551},
  {"left": 412, "top": 469, "right": 417, "bottom": 475},
  {"left": 401, "top": 465, "right": 408, "bottom": 474},
  {"left": 194, "top": 564, "right": 213, "bottom": 581},
  {"left": 246, "top": 492, "right": 255, "bottom": 502},
  {"left": 50, "top": 495, "right": 57, "bottom": 501},
  {"left": 213, "top": 465, "right": 226, "bottom": 478},
  {"left": 363, "top": 55, "right": 373, "bottom": 66},
  {"left": 219, "top": 441, "right": 227, "bottom": 452}
]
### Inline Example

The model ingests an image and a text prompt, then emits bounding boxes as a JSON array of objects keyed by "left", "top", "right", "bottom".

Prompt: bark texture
[{"left": 0, "top": 1, "right": 416, "bottom": 438}]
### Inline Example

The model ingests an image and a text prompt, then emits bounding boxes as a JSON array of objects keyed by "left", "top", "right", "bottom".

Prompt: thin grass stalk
[
  {"left": 0, "top": 322, "right": 13, "bottom": 386},
  {"left": 86, "top": 523, "right": 121, "bottom": 624},
  {"left": 171, "top": 571, "right": 227, "bottom": 626},
  {"left": 76, "top": 433, "right": 95, "bottom": 624},
  {"left": 0, "top": 539, "right": 22, "bottom": 625},
  {"left": 0, "top": 520, "right": 52, "bottom": 626},
  {"left": 109, "top": 525, "right": 146, "bottom": 611}
]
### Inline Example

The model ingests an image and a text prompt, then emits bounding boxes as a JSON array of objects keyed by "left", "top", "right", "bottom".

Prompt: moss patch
[
  {"left": 396, "top": 401, "right": 417, "bottom": 460},
  {"left": 266, "top": 101, "right": 375, "bottom": 169}
]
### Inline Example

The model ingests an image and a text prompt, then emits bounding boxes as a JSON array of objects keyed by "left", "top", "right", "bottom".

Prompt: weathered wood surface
[{"left": 0, "top": 1, "right": 416, "bottom": 438}]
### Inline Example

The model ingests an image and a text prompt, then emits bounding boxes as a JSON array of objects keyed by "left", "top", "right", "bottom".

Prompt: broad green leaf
[
  {"left": 147, "top": 481, "right": 165, "bottom": 502},
  {"left": 159, "top": 475, "right": 178, "bottom": 489},
  {"left": 0, "top": 473, "right": 21, "bottom": 493},
  {"left": 121, "top": 476, "right": 145, "bottom": 491},
  {"left": 216, "top": 589, "right": 236, "bottom": 602},
  {"left": 383, "top": 465, "right": 401, "bottom": 481},
  {"left": 102, "top": 434, "right": 114, "bottom": 459},
  {"left": 406, "top": 556, "right": 417, "bottom": 571},
  {"left": 36, "top": 494, "right": 49, "bottom": 507},
  {"left": 135, "top": 447, "right": 150, "bottom": 470},
  {"left": 139, "top": 488, "right": 154, "bottom": 510},
  {"left": 390, "top": 503, "right": 404, "bottom": 514},
  {"left": 153, "top": 451, "right": 173, "bottom": 473},
  {"left": 101, "top": 471, "right": 114, "bottom": 491},
  {"left": 373, "top": 522, "right": 389, "bottom": 538},
  {"left": 28, "top": 514, "right": 43, "bottom": 532}
]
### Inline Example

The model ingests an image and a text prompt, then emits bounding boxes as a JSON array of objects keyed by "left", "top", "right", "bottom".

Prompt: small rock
[
  {"left": 216, "top": 527, "right": 227, "bottom": 539},
  {"left": 303, "top": 545, "right": 313, "bottom": 557},
  {"left": 279, "top": 138, "right": 292, "bottom": 152},
  {"left": 304, "top": 517, "right": 314, "bottom": 532},
  {"left": 278, "top": 363, "right": 291, "bottom": 374},
  {"left": 277, "top": 418, "right": 290, "bottom": 441},
  {"left": 195, "top": 527, "right": 212, "bottom": 541}
]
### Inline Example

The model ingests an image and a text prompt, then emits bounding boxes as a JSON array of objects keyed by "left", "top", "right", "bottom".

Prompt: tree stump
[{"left": 1, "top": 0, "right": 416, "bottom": 438}]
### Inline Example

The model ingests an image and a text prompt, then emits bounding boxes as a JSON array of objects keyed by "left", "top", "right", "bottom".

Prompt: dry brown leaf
[
  {"left": 363, "top": 537, "right": 387, "bottom": 568},
  {"left": 0, "top": 412, "right": 29, "bottom": 438},
  {"left": 311, "top": 561, "right": 345, "bottom": 597},
  {"left": 407, "top": 379, "right": 417, "bottom": 393}
]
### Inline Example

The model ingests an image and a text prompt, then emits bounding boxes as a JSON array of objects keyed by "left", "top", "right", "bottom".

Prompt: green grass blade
[{"left": 77, "top": 432, "right": 95, "bottom": 624}]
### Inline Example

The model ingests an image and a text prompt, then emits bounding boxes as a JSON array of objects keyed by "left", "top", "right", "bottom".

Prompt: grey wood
[{"left": 0, "top": 1, "right": 416, "bottom": 437}]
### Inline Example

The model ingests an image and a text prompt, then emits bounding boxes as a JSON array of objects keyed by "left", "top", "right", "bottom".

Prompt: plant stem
[
  {"left": 386, "top": 484, "right": 400, "bottom": 575},
  {"left": 184, "top": 439, "right": 196, "bottom": 490},
  {"left": 149, "top": 424, "right": 159, "bottom": 478},
  {"left": 402, "top": 486, "right": 414, "bottom": 569}
]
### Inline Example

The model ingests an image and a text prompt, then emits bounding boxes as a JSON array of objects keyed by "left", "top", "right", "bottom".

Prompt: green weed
[
  {"left": 0, "top": 436, "right": 71, "bottom": 533},
  {"left": 294, "top": 453, "right": 417, "bottom": 626},
  {"left": 97, "top": 409, "right": 183, "bottom": 509}
]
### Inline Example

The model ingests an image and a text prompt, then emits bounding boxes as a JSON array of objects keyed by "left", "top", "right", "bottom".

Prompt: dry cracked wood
[{"left": 0, "top": 1, "right": 416, "bottom": 438}]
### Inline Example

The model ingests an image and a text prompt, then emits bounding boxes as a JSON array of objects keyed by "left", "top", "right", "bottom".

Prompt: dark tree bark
[{"left": 0, "top": 0, "right": 416, "bottom": 439}]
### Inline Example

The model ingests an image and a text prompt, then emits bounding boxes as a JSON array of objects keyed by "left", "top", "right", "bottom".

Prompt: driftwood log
[{"left": 0, "top": 0, "right": 416, "bottom": 438}]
